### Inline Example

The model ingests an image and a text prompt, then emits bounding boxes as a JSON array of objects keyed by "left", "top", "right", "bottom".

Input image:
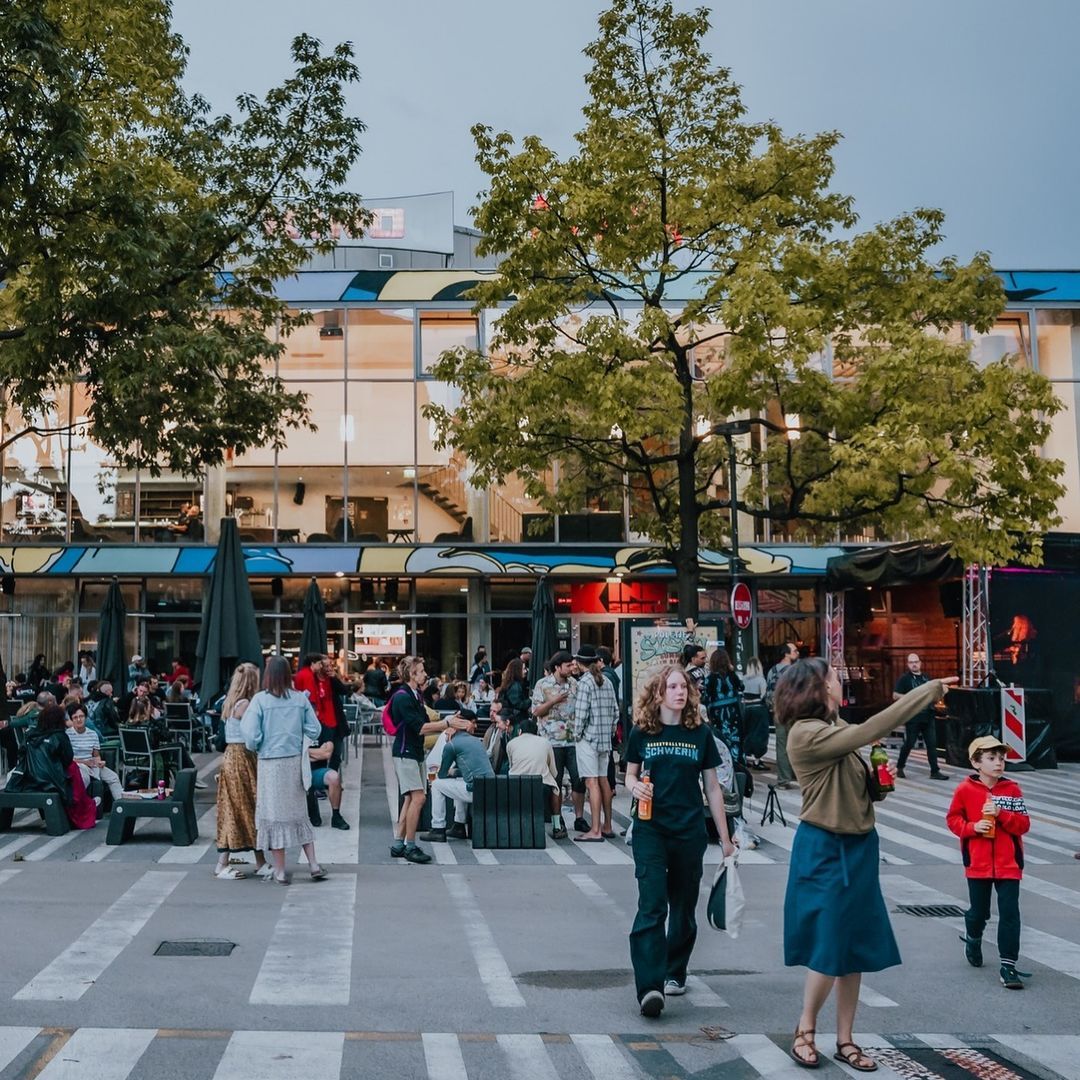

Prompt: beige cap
[{"left": 968, "top": 735, "right": 1007, "bottom": 759}]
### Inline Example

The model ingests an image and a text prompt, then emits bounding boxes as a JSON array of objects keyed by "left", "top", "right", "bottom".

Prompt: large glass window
[
  {"left": 347, "top": 308, "right": 414, "bottom": 378},
  {"left": 420, "top": 311, "right": 479, "bottom": 375},
  {"left": 0, "top": 393, "right": 69, "bottom": 541},
  {"left": 279, "top": 308, "right": 346, "bottom": 379},
  {"left": 1036, "top": 308, "right": 1080, "bottom": 530},
  {"left": 969, "top": 313, "right": 1032, "bottom": 369}
]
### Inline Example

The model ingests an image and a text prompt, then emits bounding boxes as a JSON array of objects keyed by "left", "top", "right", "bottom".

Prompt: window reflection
[{"left": 420, "top": 311, "right": 478, "bottom": 374}]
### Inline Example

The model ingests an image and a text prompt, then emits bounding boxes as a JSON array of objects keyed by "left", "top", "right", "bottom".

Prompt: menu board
[
  {"left": 353, "top": 623, "right": 407, "bottom": 655},
  {"left": 625, "top": 623, "right": 722, "bottom": 716}
]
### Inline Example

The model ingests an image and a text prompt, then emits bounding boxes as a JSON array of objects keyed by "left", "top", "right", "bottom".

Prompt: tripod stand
[{"left": 760, "top": 783, "right": 787, "bottom": 826}]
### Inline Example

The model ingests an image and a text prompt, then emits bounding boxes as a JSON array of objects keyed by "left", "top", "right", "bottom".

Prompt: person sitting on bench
[
  {"left": 506, "top": 718, "right": 561, "bottom": 837},
  {"left": 420, "top": 714, "right": 493, "bottom": 843}
]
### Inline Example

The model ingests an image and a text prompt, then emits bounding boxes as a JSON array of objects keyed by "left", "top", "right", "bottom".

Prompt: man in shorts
[{"left": 573, "top": 645, "right": 619, "bottom": 842}]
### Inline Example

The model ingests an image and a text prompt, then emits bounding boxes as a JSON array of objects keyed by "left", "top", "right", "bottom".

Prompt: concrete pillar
[{"left": 204, "top": 464, "right": 227, "bottom": 544}]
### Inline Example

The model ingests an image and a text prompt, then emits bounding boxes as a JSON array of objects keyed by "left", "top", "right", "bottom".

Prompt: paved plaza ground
[{"left": 0, "top": 737, "right": 1077, "bottom": 1079}]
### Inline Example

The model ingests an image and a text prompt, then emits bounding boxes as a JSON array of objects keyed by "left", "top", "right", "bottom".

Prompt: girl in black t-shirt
[{"left": 624, "top": 664, "right": 736, "bottom": 1019}]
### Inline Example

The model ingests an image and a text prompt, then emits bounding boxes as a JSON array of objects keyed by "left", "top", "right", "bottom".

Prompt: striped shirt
[
  {"left": 66, "top": 727, "right": 100, "bottom": 760},
  {"left": 573, "top": 673, "right": 618, "bottom": 754}
]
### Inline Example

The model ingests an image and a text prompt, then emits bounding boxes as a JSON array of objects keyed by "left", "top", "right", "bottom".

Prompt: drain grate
[
  {"left": 155, "top": 940, "right": 236, "bottom": 957},
  {"left": 895, "top": 904, "right": 966, "bottom": 918}
]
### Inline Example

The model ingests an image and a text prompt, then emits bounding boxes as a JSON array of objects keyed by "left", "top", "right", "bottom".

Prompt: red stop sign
[{"left": 731, "top": 581, "right": 753, "bottom": 629}]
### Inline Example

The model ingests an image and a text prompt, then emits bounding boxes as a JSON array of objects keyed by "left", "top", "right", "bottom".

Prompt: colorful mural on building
[{"left": 0, "top": 542, "right": 844, "bottom": 579}]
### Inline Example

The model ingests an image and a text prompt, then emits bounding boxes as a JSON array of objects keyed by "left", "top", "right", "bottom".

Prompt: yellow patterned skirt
[{"left": 215, "top": 743, "right": 259, "bottom": 852}]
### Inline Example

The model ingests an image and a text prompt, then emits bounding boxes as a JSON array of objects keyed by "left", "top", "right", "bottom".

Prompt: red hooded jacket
[{"left": 946, "top": 774, "right": 1029, "bottom": 880}]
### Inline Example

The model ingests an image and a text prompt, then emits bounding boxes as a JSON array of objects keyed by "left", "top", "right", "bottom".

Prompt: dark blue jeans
[
  {"left": 629, "top": 823, "right": 707, "bottom": 1001},
  {"left": 897, "top": 716, "right": 941, "bottom": 774},
  {"left": 966, "top": 878, "right": 1021, "bottom": 964}
]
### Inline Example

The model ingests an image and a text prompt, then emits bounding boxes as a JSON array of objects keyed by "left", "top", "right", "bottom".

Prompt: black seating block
[
  {"left": 0, "top": 791, "right": 70, "bottom": 836},
  {"left": 471, "top": 776, "right": 546, "bottom": 850},
  {"left": 106, "top": 768, "right": 199, "bottom": 846}
]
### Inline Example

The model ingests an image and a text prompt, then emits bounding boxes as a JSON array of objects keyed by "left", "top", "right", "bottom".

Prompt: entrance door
[{"left": 145, "top": 623, "right": 201, "bottom": 679}]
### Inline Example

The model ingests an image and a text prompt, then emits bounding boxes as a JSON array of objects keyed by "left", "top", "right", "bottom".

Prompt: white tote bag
[{"left": 707, "top": 853, "right": 746, "bottom": 938}]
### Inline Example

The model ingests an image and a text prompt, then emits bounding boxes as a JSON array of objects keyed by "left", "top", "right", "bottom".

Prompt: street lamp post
[{"left": 710, "top": 420, "right": 752, "bottom": 671}]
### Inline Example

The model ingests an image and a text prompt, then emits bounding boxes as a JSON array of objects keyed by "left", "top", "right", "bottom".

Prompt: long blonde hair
[
  {"left": 223, "top": 662, "right": 260, "bottom": 720},
  {"left": 633, "top": 664, "right": 702, "bottom": 735}
]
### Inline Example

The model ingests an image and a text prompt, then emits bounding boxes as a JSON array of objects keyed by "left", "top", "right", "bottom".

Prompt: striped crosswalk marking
[
  {"left": 36, "top": 1027, "right": 156, "bottom": 1080},
  {"left": 158, "top": 804, "right": 217, "bottom": 863},
  {"left": 249, "top": 874, "right": 356, "bottom": 1005},
  {"left": 0, "top": 868, "right": 21, "bottom": 889},
  {"left": 992, "top": 1034, "right": 1080, "bottom": 1080},
  {"left": 213, "top": 1030, "right": 344, "bottom": 1080},
  {"left": 496, "top": 1034, "right": 561, "bottom": 1080},
  {"left": 443, "top": 873, "right": 525, "bottom": 1007},
  {"left": 0, "top": 1027, "right": 39, "bottom": 1074},
  {"left": 422, "top": 1033, "right": 469, "bottom": 1080},
  {"left": 15, "top": 871, "right": 184, "bottom": 1001},
  {"left": 858, "top": 984, "right": 899, "bottom": 1007},
  {"left": 569, "top": 1033, "right": 640, "bottom": 1079}
]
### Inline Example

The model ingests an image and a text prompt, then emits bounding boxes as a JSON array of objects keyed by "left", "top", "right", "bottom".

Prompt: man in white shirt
[{"left": 506, "top": 718, "right": 560, "bottom": 836}]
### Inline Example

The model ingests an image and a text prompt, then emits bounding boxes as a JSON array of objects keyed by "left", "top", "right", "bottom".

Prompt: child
[{"left": 946, "top": 736, "right": 1031, "bottom": 990}]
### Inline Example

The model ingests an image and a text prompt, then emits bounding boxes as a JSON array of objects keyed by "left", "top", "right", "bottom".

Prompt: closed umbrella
[
  {"left": 194, "top": 518, "right": 263, "bottom": 706},
  {"left": 97, "top": 577, "right": 127, "bottom": 692},
  {"left": 529, "top": 576, "right": 557, "bottom": 689},
  {"left": 299, "top": 576, "right": 328, "bottom": 660}
]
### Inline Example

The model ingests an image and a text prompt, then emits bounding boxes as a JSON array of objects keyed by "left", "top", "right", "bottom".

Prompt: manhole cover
[
  {"left": 895, "top": 904, "right": 966, "bottom": 918},
  {"left": 155, "top": 940, "right": 236, "bottom": 957}
]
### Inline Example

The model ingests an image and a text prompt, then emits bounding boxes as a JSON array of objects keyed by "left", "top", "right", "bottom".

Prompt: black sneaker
[
  {"left": 573, "top": 817, "right": 590, "bottom": 833},
  {"left": 552, "top": 824, "right": 568, "bottom": 840},
  {"left": 930, "top": 772, "right": 950, "bottom": 780},
  {"left": 448, "top": 823, "right": 469, "bottom": 840},
  {"left": 639, "top": 990, "right": 665, "bottom": 1018},
  {"left": 419, "top": 828, "right": 447, "bottom": 843},
  {"left": 960, "top": 932, "right": 983, "bottom": 967},
  {"left": 390, "top": 842, "right": 406, "bottom": 858},
  {"left": 331, "top": 811, "right": 350, "bottom": 831},
  {"left": 895, "top": 768, "right": 906, "bottom": 778},
  {"left": 1000, "top": 963, "right": 1024, "bottom": 990},
  {"left": 404, "top": 846, "right": 432, "bottom": 864},
  {"left": 309, "top": 811, "right": 323, "bottom": 827}
]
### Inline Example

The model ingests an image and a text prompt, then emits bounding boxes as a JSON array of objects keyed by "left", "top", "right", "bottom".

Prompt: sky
[{"left": 171, "top": 0, "right": 1080, "bottom": 268}]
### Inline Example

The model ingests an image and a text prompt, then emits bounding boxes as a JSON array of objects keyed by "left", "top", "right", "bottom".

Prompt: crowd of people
[{"left": 0, "top": 638, "right": 1038, "bottom": 1058}]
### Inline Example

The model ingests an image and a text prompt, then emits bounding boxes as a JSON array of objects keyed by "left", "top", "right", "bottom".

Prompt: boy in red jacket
[{"left": 946, "top": 736, "right": 1031, "bottom": 990}]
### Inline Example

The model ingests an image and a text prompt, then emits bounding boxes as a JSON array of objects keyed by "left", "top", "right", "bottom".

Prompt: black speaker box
[
  {"left": 293, "top": 482, "right": 305, "bottom": 505},
  {"left": 939, "top": 581, "right": 963, "bottom": 619}
]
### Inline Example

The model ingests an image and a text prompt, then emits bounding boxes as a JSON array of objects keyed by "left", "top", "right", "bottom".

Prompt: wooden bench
[
  {"left": 0, "top": 790, "right": 70, "bottom": 836},
  {"left": 471, "top": 775, "right": 546, "bottom": 850},
  {"left": 106, "top": 768, "right": 199, "bottom": 846}
]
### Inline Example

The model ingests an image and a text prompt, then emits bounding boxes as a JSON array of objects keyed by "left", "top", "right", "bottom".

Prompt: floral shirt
[{"left": 531, "top": 674, "right": 578, "bottom": 746}]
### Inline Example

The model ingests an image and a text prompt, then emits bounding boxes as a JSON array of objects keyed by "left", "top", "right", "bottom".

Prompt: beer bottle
[
  {"left": 869, "top": 743, "right": 894, "bottom": 793},
  {"left": 637, "top": 769, "right": 652, "bottom": 821}
]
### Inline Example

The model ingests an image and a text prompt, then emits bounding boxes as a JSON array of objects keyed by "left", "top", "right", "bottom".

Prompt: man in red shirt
[
  {"left": 294, "top": 654, "right": 337, "bottom": 732},
  {"left": 167, "top": 659, "right": 192, "bottom": 685}
]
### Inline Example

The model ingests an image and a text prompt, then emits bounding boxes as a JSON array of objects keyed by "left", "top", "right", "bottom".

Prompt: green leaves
[
  {"left": 0, "top": 0, "right": 367, "bottom": 472},
  {"left": 430, "top": 0, "right": 1064, "bottom": 614}
]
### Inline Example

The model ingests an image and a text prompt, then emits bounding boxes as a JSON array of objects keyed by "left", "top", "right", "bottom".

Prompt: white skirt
[{"left": 255, "top": 754, "right": 314, "bottom": 851}]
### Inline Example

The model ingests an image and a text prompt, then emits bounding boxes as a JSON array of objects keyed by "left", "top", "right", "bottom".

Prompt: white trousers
[
  {"left": 78, "top": 762, "right": 124, "bottom": 800},
  {"left": 430, "top": 776, "right": 471, "bottom": 830}
]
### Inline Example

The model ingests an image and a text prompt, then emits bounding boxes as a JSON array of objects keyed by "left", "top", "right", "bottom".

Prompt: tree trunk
[{"left": 674, "top": 453, "right": 701, "bottom": 622}]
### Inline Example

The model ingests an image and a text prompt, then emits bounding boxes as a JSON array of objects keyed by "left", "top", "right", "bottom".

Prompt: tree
[
  {"left": 0, "top": 0, "right": 367, "bottom": 472},
  {"left": 425, "top": 0, "right": 1064, "bottom": 620}
]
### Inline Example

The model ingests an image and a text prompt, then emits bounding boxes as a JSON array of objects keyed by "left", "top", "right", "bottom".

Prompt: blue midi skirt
[{"left": 783, "top": 821, "right": 900, "bottom": 977}]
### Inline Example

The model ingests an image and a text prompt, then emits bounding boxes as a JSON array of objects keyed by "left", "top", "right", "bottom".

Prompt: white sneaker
[{"left": 664, "top": 979, "right": 686, "bottom": 996}]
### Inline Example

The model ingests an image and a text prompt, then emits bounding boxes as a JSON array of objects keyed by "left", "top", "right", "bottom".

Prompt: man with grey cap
[{"left": 532, "top": 650, "right": 583, "bottom": 837}]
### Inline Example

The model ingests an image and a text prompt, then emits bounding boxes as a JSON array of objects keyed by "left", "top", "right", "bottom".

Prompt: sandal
[
  {"left": 834, "top": 1042, "right": 877, "bottom": 1072},
  {"left": 214, "top": 866, "right": 246, "bottom": 880},
  {"left": 271, "top": 869, "right": 291, "bottom": 886},
  {"left": 790, "top": 1028, "right": 819, "bottom": 1069},
  {"left": 309, "top": 866, "right": 328, "bottom": 881}
]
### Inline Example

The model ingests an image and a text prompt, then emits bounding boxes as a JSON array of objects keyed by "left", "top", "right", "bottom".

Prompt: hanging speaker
[
  {"left": 1, "top": 575, "right": 15, "bottom": 596},
  {"left": 293, "top": 482, "right": 306, "bottom": 505},
  {"left": 359, "top": 579, "right": 375, "bottom": 606},
  {"left": 385, "top": 578, "right": 399, "bottom": 606},
  {"left": 270, "top": 577, "right": 284, "bottom": 598},
  {"left": 939, "top": 581, "right": 963, "bottom": 619}
]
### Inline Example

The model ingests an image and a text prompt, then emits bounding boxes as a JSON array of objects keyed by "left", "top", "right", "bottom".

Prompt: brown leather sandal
[
  {"left": 790, "top": 1028, "right": 820, "bottom": 1069},
  {"left": 834, "top": 1042, "right": 877, "bottom": 1072}
]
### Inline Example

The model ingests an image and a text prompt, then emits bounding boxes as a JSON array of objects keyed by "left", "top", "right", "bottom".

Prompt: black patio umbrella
[
  {"left": 529, "top": 576, "right": 557, "bottom": 688},
  {"left": 97, "top": 577, "right": 127, "bottom": 692},
  {"left": 194, "top": 518, "right": 263, "bottom": 706},
  {"left": 299, "top": 576, "right": 328, "bottom": 660}
]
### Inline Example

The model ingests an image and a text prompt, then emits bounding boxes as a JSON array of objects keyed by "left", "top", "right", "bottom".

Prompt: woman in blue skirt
[{"left": 774, "top": 659, "right": 953, "bottom": 1071}]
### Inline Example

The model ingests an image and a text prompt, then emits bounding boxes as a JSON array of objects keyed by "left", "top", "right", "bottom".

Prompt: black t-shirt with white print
[{"left": 625, "top": 722, "right": 720, "bottom": 836}]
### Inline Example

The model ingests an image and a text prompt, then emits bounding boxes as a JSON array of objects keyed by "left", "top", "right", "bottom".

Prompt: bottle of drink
[
  {"left": 637, "top": 769, "right": 652, "bottom": 821},
  {"left": 981, "top": 805, "right": 996, "bottom": 838},
  {"left": 157, "top": 779, "right": 166, "bottom": 800},
  {"left": 869, "top": 743, "right": 894, "bottom": 793}
]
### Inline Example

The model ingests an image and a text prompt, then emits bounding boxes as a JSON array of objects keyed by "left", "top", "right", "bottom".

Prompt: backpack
[{"left": 381, "top": 688, "right": 407, "bottom": 737}]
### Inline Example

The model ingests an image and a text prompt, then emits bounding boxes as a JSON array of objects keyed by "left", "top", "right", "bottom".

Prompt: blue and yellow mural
[{"left": 0, "top": 542, "right": 843, "bottom": 579}]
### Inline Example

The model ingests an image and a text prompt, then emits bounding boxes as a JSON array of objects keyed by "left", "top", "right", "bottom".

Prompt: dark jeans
[
  {"left": 897, "top": 716, "right": 941, "bottom": 774},
  {"left": 552, "top": 745, "right": 586, "bottom": 794},
  {"left": 966, "top": 878, "right": 1021, "bottom": 963},
  {"left": 629, "top": 823, "right": 707, "bottom": 1000},
  {"left": 774, "top": 719, "right": 794, "bottom": 782}
]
